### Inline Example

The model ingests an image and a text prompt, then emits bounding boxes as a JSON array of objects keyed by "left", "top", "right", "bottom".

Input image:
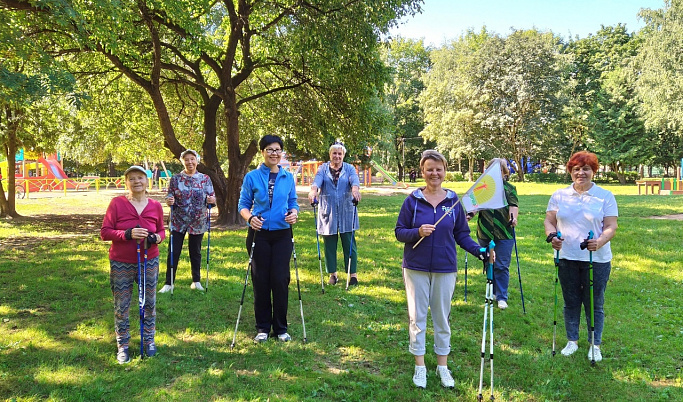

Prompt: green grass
[{"left": 1, "top": 185, "right": 682, "bottom": 401}]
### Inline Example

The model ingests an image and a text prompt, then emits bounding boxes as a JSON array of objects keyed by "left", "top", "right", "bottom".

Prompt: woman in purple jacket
[{"left": 395, "top": 150, "right": 489, "bottom": 389}]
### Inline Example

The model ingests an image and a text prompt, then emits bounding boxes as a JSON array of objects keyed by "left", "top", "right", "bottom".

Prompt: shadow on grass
[{"left": 1, "top": 193, "right": 682, "bottom": 401}]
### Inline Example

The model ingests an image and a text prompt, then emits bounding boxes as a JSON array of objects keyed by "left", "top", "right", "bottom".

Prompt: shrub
[
  {"left": 524, "top": 172, "right": 570, "bottom": 183},
  {"left": 445, "top": 171, "right": 465, "bottom": 181}
]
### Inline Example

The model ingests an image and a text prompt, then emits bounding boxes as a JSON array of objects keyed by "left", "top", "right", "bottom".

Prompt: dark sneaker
[
  {"left": 349, "top": 277, "right": 358, "bottom": 286},
  {"left": 328, "top": 275, "right": 338, "bottom": 285},
  {"left": 144, "top": 342, "right": 157, "bottom": 357},
  {"left": 117, "top": 347, "right": 130, "bottom": 364}
]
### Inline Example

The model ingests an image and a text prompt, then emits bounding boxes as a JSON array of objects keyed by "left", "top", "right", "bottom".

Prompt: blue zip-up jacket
[
  {"left": 238, "top": 163, "right": 299, "bottom": 231},
  {"left": 395, "top": 188, "right": 481, "bottom": 273}
]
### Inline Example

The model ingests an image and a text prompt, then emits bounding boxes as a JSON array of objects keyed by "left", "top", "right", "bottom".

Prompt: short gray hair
[{"left": 329, "top": 143, "right": 347, "bottom": 154}]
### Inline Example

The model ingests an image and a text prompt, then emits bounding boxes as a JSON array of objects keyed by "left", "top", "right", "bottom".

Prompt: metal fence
[{"left": 2, "top": 177, "right": 169, "bottom": 199}]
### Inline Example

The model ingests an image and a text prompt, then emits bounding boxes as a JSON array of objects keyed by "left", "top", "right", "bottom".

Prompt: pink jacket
[{"left": 101, "top": 196, "right": 166, "bottom": 263}]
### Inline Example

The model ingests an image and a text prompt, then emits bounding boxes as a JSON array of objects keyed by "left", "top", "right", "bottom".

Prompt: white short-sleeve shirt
[{"left": 547, "top": 183, "right": 618, "bottom": 263}]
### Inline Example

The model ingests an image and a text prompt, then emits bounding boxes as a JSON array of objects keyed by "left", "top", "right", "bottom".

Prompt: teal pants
[{"left": 323, "top": 232, "right": 357, "bottom": 274}]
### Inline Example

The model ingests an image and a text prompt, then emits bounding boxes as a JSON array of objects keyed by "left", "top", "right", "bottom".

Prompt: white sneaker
[
  {"left": 561, "top": 341, "right": 579, "bottom": 356},
  {"left": 413, "top": 365, "right": 427, "bottom": 388},
  {"left": 277, "top": 333, "right": 292, "bottom": 342},
  {"left": 158, "top": 284, "right": 173, "bottom": 293},
  {"left": 587, "top": 345, "right": 603, "bottom": 362},
  {"left": 190, "top": 282, "right": 204, "bottom": 291},
  {"left": 253, "top": 333, "right": 269, "bottom": 343},
  {"left": 497, "top": 300, "right": 508, "bottom": 309},
  {"left": 435, "top": 365, "right": 455, "bottom": 388}
]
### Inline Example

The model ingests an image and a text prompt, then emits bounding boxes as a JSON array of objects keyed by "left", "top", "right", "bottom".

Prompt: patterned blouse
[{"left": 167, "top": 171, "right": 215, "bottom": 234}]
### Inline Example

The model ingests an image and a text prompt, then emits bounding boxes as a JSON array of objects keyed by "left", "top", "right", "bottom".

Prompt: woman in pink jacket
[{"left": 101, "top": 166, "right": 165, "bottom": 364}]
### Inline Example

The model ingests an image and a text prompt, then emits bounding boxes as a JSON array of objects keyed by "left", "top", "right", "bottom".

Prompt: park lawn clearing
[{"left": 0, "top": 185, "right": 682, "bottom": 401}]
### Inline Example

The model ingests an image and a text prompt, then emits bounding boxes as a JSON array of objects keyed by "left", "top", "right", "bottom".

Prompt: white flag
[{"left": 462, "top": 160, "right": 508, "bottom": 213}]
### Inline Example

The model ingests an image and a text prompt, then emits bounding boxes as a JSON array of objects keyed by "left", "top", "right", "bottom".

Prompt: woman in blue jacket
[
  {"left": 395, "top": 149, "right": 489, "bottom": 389},
  {"left": 238, "top": 135, "right": 299, "bottom": 343},
  {"left": 307, "top": 143, "right": 361, "bottom": 285}
]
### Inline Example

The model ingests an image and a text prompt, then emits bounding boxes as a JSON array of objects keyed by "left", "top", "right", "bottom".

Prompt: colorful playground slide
[
  {"left": 369, "top": 160, "right": 408, "bottom": 189},
  {"left": 38, "top": 158, "right": 92, "bottom": 190}
]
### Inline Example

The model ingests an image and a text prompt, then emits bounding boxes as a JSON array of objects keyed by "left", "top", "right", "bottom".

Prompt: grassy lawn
[{"left": 1, "top": 184, "right": 682, "bottom": 401}]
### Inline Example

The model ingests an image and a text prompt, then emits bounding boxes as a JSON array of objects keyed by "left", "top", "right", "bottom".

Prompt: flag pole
[{"left": 412, "top": 198, "right": 462, "bottom": 249}]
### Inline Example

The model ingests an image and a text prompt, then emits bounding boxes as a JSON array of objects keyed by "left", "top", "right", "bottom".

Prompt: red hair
[{"left": 566, "top": 151, "right": 599, "bottom": 172}]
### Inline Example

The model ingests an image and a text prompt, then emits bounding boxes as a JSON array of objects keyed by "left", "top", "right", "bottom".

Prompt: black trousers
[
  {"left": 165, "top": 231, "right": 204, "bottom": 285},
  {"left": 246, "top": 228, "right": 292, "bottom": 335}
]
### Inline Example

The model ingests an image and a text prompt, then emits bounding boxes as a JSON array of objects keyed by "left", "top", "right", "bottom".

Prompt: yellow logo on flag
[{"left": 463, "top": 160, "right": 507, "bottom": 213}]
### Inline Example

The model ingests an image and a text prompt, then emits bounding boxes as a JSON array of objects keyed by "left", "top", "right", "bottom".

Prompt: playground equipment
[
  {"left": 369, "top": 160, "right": 408, "bottom": 189},
  {"left": 1, "top": 153, "right": 96, "bottom": 198}
]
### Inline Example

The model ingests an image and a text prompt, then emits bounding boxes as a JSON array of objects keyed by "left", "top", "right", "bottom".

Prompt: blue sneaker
[{"left": 144, "top": 342, "right": 157, "bottom": 357}]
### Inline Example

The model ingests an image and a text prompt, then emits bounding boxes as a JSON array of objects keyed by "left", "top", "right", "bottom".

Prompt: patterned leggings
[{"left": 110, "top": 256, "right": 159, "bottom": 348}]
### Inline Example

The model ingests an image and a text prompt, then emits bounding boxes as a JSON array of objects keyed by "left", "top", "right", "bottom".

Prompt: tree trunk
[
  {"left": 215, "top": 91, "right": 260, "bottom": 225},
  {"left": 468, "top": 157, "right": 474, "bottom": 181},
  {"left": 0, "top": 109, "right": 21, "bottom": 218},
  {"left": 514, "top": 156, "right": 525, "bottom": 182},
  {"left": 611, "top": 162, "right": 626, "bottom": 184},
  {"left": 0, "top": 179, "right": 8, "bottom": 217}
]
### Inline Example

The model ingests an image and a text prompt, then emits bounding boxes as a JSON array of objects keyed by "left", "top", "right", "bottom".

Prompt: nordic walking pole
[
  {"left": 477, "top": 240, "right": 495, "bottom": 402},
  {"left": 464, "top": 253, "right": 468, "bottom": 302},
  {"left": 288, "top": 213, "right": 307, "bottom": 342},
  {"left": 345, "top": 199, "right": 359, "bottom": 291},
  {"left": 169, "top": 205, "right": 175, "bottom": 297},
  {"left": 552, "top": 231, "right": 562, "bottom": 357},
  {"left": 205, "top": 204, "right": 213, "bottom": 292},
  {"left": 231, "top": 216, "right": 260, "bottom": 349},
  {"left": 581, "top": 230, "right": 596, "bottom": 366},
  {"left": 137, "top": 240, "right": 146, "bottom": 360},
  {"left": 311, "top": 199, "right": 325, "bottom": 294},
  {"left": 510, "top": 214, "right": 526, "bottom": 313}
]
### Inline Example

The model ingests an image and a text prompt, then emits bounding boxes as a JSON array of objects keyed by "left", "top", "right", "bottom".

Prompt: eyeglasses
[{"left": 264, "top": 148, "right": 282, "bottom": 155}]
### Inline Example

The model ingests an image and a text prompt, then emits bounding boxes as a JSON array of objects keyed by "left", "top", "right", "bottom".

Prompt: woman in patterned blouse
[{"left": 159, "top": 149, "right": 216, "bottom": 293}]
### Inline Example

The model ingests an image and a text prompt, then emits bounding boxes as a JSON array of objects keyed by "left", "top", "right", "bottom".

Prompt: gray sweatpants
[{"left": 403, "top": 268, "right": 456, "bottom": 356}]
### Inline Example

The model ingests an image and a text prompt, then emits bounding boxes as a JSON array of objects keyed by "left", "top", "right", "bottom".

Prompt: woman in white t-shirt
[{"left": 544, "top": 151, "right": 618, "bottom": 363}]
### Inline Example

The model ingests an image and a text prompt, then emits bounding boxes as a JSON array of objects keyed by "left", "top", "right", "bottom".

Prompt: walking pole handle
[{"left": 579, "top": 230, "right": 594, "bottom": 250}]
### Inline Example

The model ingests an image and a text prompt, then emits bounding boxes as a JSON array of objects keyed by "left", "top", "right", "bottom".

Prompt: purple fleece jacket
[{"left": 395, "top": 188, "right": 482, "bottom": 273}]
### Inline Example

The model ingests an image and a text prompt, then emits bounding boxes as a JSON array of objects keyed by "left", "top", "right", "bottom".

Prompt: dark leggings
[
  {"left": 246, "top": 228, "right": 292, "bottom": 335},
  {"left": 164, "top": 231, "right": 204, "bottom": 285}
]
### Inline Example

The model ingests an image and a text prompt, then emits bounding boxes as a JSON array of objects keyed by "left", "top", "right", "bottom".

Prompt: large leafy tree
[
  {"left": 3, "top": 0, "right": 423, "bottom": 224},
  {"left": 635, "top": 0, "right": 683, "bottom": 169},
  {"left": 636, "top": 0, "right": 683, "bottom": 134},
  {"left": 421, "top": 29, "right": 565, "bottom": 181},
  {"left": 420, "top": 29, "right": 493, "bottom": 180},
  {"left": 564, "top": 25, "right": 649, "bottom": 183},
  {"left": 0, "top": 7, "right": 79, "bottom": 218},
  {"left": 380, "top": 37, "right": 432, "bottom": 180}
]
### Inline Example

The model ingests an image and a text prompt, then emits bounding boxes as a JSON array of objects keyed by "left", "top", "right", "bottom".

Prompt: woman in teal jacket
[{"left": 238, "top": 135, "right": 299, "bottom": 342}]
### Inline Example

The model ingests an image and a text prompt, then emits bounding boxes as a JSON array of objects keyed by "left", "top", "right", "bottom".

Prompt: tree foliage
[
  {"left": 2, "top": 0, "right": 423, "bottom": 224},
  {"left": 380, "top": 36, "right": 432, "bottom": 179},
  {"left": 420, "top": 28, "right": 565, "bottom": 181},
  {"left": 563, "top": 25, "right": 650, "bottom": 183},
  {"left": 0, "top": 6, "right": 80, "bottom": 217},
  {"left": 636, "top": 0, "right": 683, "bottom": 135}
]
